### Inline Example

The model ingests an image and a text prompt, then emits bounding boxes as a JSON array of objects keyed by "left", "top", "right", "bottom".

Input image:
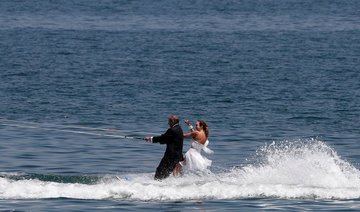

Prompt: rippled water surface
[{"left": 0, "top": 0, "right": 359, "bottom": 211}]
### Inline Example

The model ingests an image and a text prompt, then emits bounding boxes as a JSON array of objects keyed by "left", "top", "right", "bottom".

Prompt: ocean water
[{"left": 0, "top": 0, "right": 360, "bottom": 211}]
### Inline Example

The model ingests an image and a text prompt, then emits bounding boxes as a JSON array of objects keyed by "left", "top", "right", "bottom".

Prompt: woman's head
[{"left": 196, "top": 120, "right": 209, "bottom": 138}]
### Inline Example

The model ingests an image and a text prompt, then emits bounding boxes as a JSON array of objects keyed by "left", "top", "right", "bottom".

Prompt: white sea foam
[{"left": 1, "top": 139, "right": 360, "bottom": 201}]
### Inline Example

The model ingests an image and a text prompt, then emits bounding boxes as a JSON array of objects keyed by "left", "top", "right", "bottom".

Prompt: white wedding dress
[{"left": 182, "top": 139, "right": 213, "bottom": 172}]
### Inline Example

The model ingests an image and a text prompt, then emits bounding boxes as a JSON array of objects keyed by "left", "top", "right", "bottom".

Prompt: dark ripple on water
[{"left": 0, "top": 0, "right": 360, "bottom": 211}]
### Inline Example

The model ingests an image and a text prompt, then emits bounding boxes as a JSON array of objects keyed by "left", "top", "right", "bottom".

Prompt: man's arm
[{"left": 153, "top": 129, "right": 173, "bottom": 144}]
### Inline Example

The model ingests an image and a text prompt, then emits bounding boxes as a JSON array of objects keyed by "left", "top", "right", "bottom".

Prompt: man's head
[{"left": 168, "top": 115, "right": 179, "bottom": 127}]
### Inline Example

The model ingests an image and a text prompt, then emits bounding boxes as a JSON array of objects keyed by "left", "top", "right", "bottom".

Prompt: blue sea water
[{"left": 0, "top": 0, "right": 360, "bottom": 210}]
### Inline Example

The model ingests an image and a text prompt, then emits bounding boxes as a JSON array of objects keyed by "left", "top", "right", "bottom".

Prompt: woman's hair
[{"left": 198, "top": 120, "right": 209, "bottom": 138}]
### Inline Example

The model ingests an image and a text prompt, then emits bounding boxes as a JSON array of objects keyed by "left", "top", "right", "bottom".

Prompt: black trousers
[{"left": 154, "top": 157, "right": 178, "bottom": 180}]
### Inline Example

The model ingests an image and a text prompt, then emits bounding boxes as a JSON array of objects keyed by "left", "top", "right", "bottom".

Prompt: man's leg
[
  {"left": 155, "top": 158, "right": 177, "bottom": 180},
  {"left": 155, "top": 158, "right": 170, "bottom": 180}
]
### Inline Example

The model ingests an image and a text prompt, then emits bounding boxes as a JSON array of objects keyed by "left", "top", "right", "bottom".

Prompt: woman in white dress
[{"left": 174, "top": 119, "right": 213, "bottom": 175}]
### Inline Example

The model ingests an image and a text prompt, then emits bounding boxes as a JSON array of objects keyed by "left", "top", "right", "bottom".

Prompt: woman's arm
[
  {"left": 183, "top": 119, "right": 196, "bottom": 139},
  {"left": 184, "top": 131, "right": 197, "bottom": 139}
]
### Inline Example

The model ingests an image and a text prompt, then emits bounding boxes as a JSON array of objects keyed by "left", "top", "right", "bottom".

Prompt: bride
[{"left": 174, "top": 119, "right": 213, "bottom": 175}]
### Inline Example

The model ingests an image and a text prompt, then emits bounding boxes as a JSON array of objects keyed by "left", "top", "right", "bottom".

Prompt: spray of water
[{"left": 1, "top": 138, "right": 360, "bottom": 200}]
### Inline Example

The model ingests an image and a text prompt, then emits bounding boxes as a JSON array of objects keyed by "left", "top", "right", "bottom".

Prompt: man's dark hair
[{"left": 168, "top": 115, "right": 179, "bottom": 127}]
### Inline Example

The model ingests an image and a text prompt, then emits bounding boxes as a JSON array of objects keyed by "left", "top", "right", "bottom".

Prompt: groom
[{"left": 144, "top": 115, "right": 184, "bottom": 180}]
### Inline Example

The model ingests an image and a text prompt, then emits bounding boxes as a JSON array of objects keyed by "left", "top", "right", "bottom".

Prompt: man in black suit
[{"left": 144, "top": 115, "right": 184, "bottom": 180}]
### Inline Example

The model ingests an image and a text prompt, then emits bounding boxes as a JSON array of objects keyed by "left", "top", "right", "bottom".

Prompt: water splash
[
  {"left": 1, "top": 139, "right": 360, "bottom": 201},
  {"left": 230, "top": 138, "right": 360, "bottom": 199}
]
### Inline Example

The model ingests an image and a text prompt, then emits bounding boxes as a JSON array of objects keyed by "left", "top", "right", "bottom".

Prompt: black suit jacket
[{"left": 153, "top": 124, "right": 184, "bottom": 162}]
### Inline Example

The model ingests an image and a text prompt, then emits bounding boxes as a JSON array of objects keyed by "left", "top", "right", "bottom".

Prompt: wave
[{"left": 1, "top": 139, "right": 360, "bottom": 201}]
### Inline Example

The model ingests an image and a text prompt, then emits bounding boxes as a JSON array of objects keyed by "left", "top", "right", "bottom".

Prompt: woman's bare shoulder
[{"left": 194, "top": 132, "right": 207, "bottom": 144}]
